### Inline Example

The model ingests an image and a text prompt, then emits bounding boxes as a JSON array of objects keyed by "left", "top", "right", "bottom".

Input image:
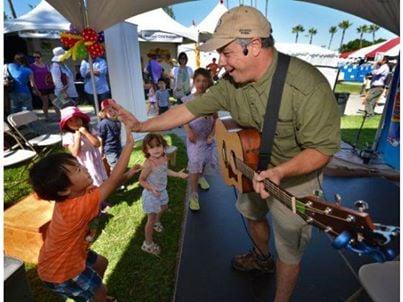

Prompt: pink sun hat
[{"left": 59, "top": 106, "right": 90, "bottom": 131}]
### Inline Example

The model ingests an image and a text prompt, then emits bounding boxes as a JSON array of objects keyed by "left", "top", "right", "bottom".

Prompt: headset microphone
[{"left": 243, "top": 48, "right": 249, "bottom": 56}]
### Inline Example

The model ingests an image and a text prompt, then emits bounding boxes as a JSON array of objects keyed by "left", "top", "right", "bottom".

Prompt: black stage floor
[{"left": 174, "top": 174, "right": 400, "bottom": 302}]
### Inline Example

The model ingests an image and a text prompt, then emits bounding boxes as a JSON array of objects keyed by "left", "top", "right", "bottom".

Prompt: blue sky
[{"left": 4, "top": 0, "right": 397, "bottom": 50}]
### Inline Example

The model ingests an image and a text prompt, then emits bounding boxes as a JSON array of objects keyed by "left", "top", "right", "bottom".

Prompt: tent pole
[{"left": 81, "top": 0, "right": 100, "bottom": 118}]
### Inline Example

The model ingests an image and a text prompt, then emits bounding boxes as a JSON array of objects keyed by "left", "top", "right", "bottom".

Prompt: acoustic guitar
[{"left": 214, "top": 116, "right": 399, "bottom": 261}]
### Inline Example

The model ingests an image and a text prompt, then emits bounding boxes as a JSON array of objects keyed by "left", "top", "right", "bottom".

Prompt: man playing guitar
[{"left": 112, "top": 6, "right": 340, "bottom": 302}]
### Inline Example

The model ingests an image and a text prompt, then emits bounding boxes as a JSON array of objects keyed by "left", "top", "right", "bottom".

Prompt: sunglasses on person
[{"left": 33, "top": 55, "right": 41, "bottom": 59}]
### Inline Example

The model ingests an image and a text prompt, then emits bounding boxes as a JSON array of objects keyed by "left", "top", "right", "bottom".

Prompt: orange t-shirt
[{"left": 38, "top": 187, "right": 101, "bottom": 283}]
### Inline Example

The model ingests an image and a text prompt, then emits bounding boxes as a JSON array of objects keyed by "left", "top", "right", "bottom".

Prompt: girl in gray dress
[{"left": 139, "top": 134, "right": 187, "bottom": 255}]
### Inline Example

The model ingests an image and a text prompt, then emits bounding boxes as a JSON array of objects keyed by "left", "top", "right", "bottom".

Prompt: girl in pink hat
[{"left": 60, "top": 106, "right": 108, "bottom": 187}]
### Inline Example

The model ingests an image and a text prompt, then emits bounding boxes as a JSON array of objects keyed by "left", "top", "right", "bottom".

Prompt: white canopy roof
[
  {"left": 196, "top": 2, "right": 228, "bottom": 34},
  {"left": 126, "top": 8, "right": 197, "bottom": 42},
  {"left": 46, "top": 0, "right": 195, "bottom": 32},
  {"left": 4, "top": 0, "right": 70, "bottom": 34}
]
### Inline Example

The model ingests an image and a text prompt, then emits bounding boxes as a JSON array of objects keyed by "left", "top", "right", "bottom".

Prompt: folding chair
[
  {"left": 3, "top": 122, "right": 37, "bottom": 168},
  {"left": 7, "top": 110, "right": 62, "bottom": 156}
]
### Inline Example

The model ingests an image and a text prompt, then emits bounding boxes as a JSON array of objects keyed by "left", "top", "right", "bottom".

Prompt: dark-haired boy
[{"left": 29, "top": 125, "right": 139, "bottom": 302}]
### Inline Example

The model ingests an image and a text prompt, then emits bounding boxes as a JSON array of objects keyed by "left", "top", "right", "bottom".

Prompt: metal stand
[{"left": 347, "top": 111, "right": 377, "bottom": 164}]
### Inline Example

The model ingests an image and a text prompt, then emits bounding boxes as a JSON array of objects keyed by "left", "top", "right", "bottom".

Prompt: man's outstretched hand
[{"left": 110, "top": 102, "right": 141, "bottom": 132}]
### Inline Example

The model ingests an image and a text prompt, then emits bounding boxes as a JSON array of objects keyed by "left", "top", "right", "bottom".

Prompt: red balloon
[
  {"left": 88, "top": 43, "right": 105, "bottom": 58},
  {"left": 82, "top": 27, "right": 98, "bottom": 43}
]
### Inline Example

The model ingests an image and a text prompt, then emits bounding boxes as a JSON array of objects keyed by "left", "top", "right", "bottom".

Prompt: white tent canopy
[
  {"left": 196, "top": 2, "right": 227, "bottom": 34},
  {"left": 46, "top": 0, "right": 195, "bottom": 32},
  {"left": 4, "top": 0, "right": 70, "bottom": 34},
  {"left": 126, "top": 8, "right": 197, "bottom": 43},
  {"left": 276, "top": 43, "right": 339, "bottom": 66}
]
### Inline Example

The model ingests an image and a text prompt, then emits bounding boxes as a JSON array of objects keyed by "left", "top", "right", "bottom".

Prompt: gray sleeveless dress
[{"left": 142, "top": 160, "right": 169, "bottom": 213}]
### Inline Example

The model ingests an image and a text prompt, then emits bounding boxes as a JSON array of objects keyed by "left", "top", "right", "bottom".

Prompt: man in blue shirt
[
  {"left": 6, "top": 53, "right": 40, "bottom": 113},
  {"left": 80, "top": 57, "right": 111, "bottom": 110}
]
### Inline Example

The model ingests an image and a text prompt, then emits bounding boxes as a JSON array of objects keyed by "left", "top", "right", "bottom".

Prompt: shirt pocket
[{"left": 273, "top": 121, "right": 296, "bottom": 154}]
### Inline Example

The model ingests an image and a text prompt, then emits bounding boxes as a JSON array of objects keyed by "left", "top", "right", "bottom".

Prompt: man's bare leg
[
  {"left": 274, "top": 259, "right": 300, "bottom": 302},
  {"left": 248, "top": 218, "right": 270, "bottom": 256}
]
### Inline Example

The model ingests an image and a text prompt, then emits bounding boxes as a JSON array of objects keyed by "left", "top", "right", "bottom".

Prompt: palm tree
[
  {"left": 292, "top": 25, "right": 305, "bottom": 43},
  {"left": 357, "top": 25, "right": 369, "bottom": 48},
  {"left": 368, "top": 24, "right": 380, "bottom": 42},
  {"left": 328, "top": 26, "right": 337, "bottom": 49},
  {"left": 308, "top": 28, "right": 318, "bottom": 44},
  {"left": 338, "top": 20, "right": 353, "bottom": 49}
]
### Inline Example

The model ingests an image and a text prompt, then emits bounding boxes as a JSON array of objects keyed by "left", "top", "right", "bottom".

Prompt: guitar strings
[{"left": 235, "top": 158, "right": 353, "bottom": 226}]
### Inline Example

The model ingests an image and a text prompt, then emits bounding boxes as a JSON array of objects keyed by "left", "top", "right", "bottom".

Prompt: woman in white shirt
[
  {"left": 50, "top": 47, "right": 78, "bottom": 108},
  {"left": 171, "top": 52, "right": 193, "bottom": 104}
]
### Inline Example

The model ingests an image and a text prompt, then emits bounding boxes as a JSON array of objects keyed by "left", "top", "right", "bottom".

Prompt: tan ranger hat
[{"left": 200, "top": 6, "right": 272, "bottom": 52}]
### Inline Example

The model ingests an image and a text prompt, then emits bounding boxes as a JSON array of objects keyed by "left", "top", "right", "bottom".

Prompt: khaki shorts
[{"left": 236, "top": 174, "right": 322, "bottom": 264}]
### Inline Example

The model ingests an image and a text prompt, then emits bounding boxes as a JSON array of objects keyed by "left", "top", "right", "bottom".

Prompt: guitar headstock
[{"left": 300, "top": 195, "right": 381, "bottom": 245}]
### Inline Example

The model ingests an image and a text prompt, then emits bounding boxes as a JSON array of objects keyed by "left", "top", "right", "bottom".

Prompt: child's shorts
[
  {"left": 142, "top": 189, "right": 169, "bottom": 213},
  {"left": 43, "top": 250, "right": 102, "bottom": 302}
]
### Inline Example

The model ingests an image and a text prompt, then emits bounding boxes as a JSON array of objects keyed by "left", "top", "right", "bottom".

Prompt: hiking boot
[
  {"left": 231, "top": 248, "right": 275, "bottom": 274},
  {"left": 189, "top": 195, "right": 200, "bottom": 211},
  {"left": 198, "top": 176, "right": 210, "bottom": 190}
]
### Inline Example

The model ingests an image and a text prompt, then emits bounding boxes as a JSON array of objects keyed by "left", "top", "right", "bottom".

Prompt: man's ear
[
  {"left": 58, "top": 188, "right": 71, "bottom": 197},
  {"left": 250, "top": 38, "right": 263, "bottom": 57}
]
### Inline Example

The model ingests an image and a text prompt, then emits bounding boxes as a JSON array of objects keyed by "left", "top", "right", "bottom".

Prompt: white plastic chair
[{"left": 7, "top": 111, "right": 61, "bottom": 150}]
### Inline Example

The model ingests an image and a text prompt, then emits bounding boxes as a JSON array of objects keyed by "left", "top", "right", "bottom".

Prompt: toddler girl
[
  {"left": 139, "top": 133, "right": 187, "bottom": 255},
  {"left": 182, "top": 68, "right": 218, "bottom": 211},
  {"left": 60, "top": 106, "right": 108, "bottom": 186}
]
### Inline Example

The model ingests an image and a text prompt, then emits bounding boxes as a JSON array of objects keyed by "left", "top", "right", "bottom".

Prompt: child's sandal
[
  {"left": 141, "top": 241, "right": 161, "bottom": 255},
  {"left": 153, "top": 222, "right": 164, "bottom": 233}
]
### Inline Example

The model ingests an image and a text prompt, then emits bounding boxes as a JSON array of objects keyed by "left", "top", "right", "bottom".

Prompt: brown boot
[{"left": 231, "top": 248, "right": 275, "bottom": 274}]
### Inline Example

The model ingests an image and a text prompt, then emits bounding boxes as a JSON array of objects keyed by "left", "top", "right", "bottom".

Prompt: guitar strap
[{"left": 257, "top": 52, "right": 291, "bottom": 171}]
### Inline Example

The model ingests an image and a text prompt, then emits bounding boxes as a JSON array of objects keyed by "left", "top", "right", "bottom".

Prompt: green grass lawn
[
  {"left": 341, "top": 115, "right": 381, "bottom": 149},
  {"left": 5, "top": 134, "right": 188, "bottom": 302},
  {"left": 335, "top": 81, "right": 362, "bottom": 95}
]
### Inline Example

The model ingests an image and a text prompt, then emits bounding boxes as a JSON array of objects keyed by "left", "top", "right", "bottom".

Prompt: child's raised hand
[
  {"left": 78, "top": 127, "right": 87, "bottom": 134},
  {"left": 110, "top": 102, "right": 142, "bottom": 132}
]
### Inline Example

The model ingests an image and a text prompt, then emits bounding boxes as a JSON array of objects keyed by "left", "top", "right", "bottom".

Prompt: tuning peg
[
  {"left": 354, "top": 200, "right": 369, "bottom": 212},
  {"left": 334, "top": 194, "right": 342, "bottom": 205}
]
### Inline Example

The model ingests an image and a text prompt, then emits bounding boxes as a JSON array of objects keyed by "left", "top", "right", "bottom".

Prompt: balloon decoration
[{"left": 59, "top": 26, "right": 105, "bottom": 61}]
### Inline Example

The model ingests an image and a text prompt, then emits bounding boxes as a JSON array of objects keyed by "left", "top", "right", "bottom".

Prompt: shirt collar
[{"left": 248, "top": 48, "right": 278, "bottom": 95}]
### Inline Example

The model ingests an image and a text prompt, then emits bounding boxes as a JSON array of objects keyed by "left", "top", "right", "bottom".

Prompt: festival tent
[
  {"left": 126, "top": 8, "right": 197, "bottom": 43},
  {"left": 347, "top": 38, "right": 400, "bottom": 59},
  {"left": 126, "top": 8, "right": 197, "bottom": 72},
  {"left": 4, "top": 0, "right": 70, "bottom": 38},
  {"left": 365, "top": 37, "right": 400, "bottom": 59},
  {"left": 195, "top": 1, "right": 228, "bottom": 39}
]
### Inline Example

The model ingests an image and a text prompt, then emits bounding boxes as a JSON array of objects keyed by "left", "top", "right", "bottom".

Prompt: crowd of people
[{"left": 13, "top": 5, "right": 397, "bottom": 302}]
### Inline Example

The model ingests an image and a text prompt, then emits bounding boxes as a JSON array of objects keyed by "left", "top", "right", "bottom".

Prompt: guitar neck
[{"left": 235, "top": 158, "right": 296, "bottom": 210}]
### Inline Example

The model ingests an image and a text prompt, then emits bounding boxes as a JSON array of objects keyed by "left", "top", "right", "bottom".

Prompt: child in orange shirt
[{"left": 29, "top": 124, "right": 139, "bottom": 302}]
